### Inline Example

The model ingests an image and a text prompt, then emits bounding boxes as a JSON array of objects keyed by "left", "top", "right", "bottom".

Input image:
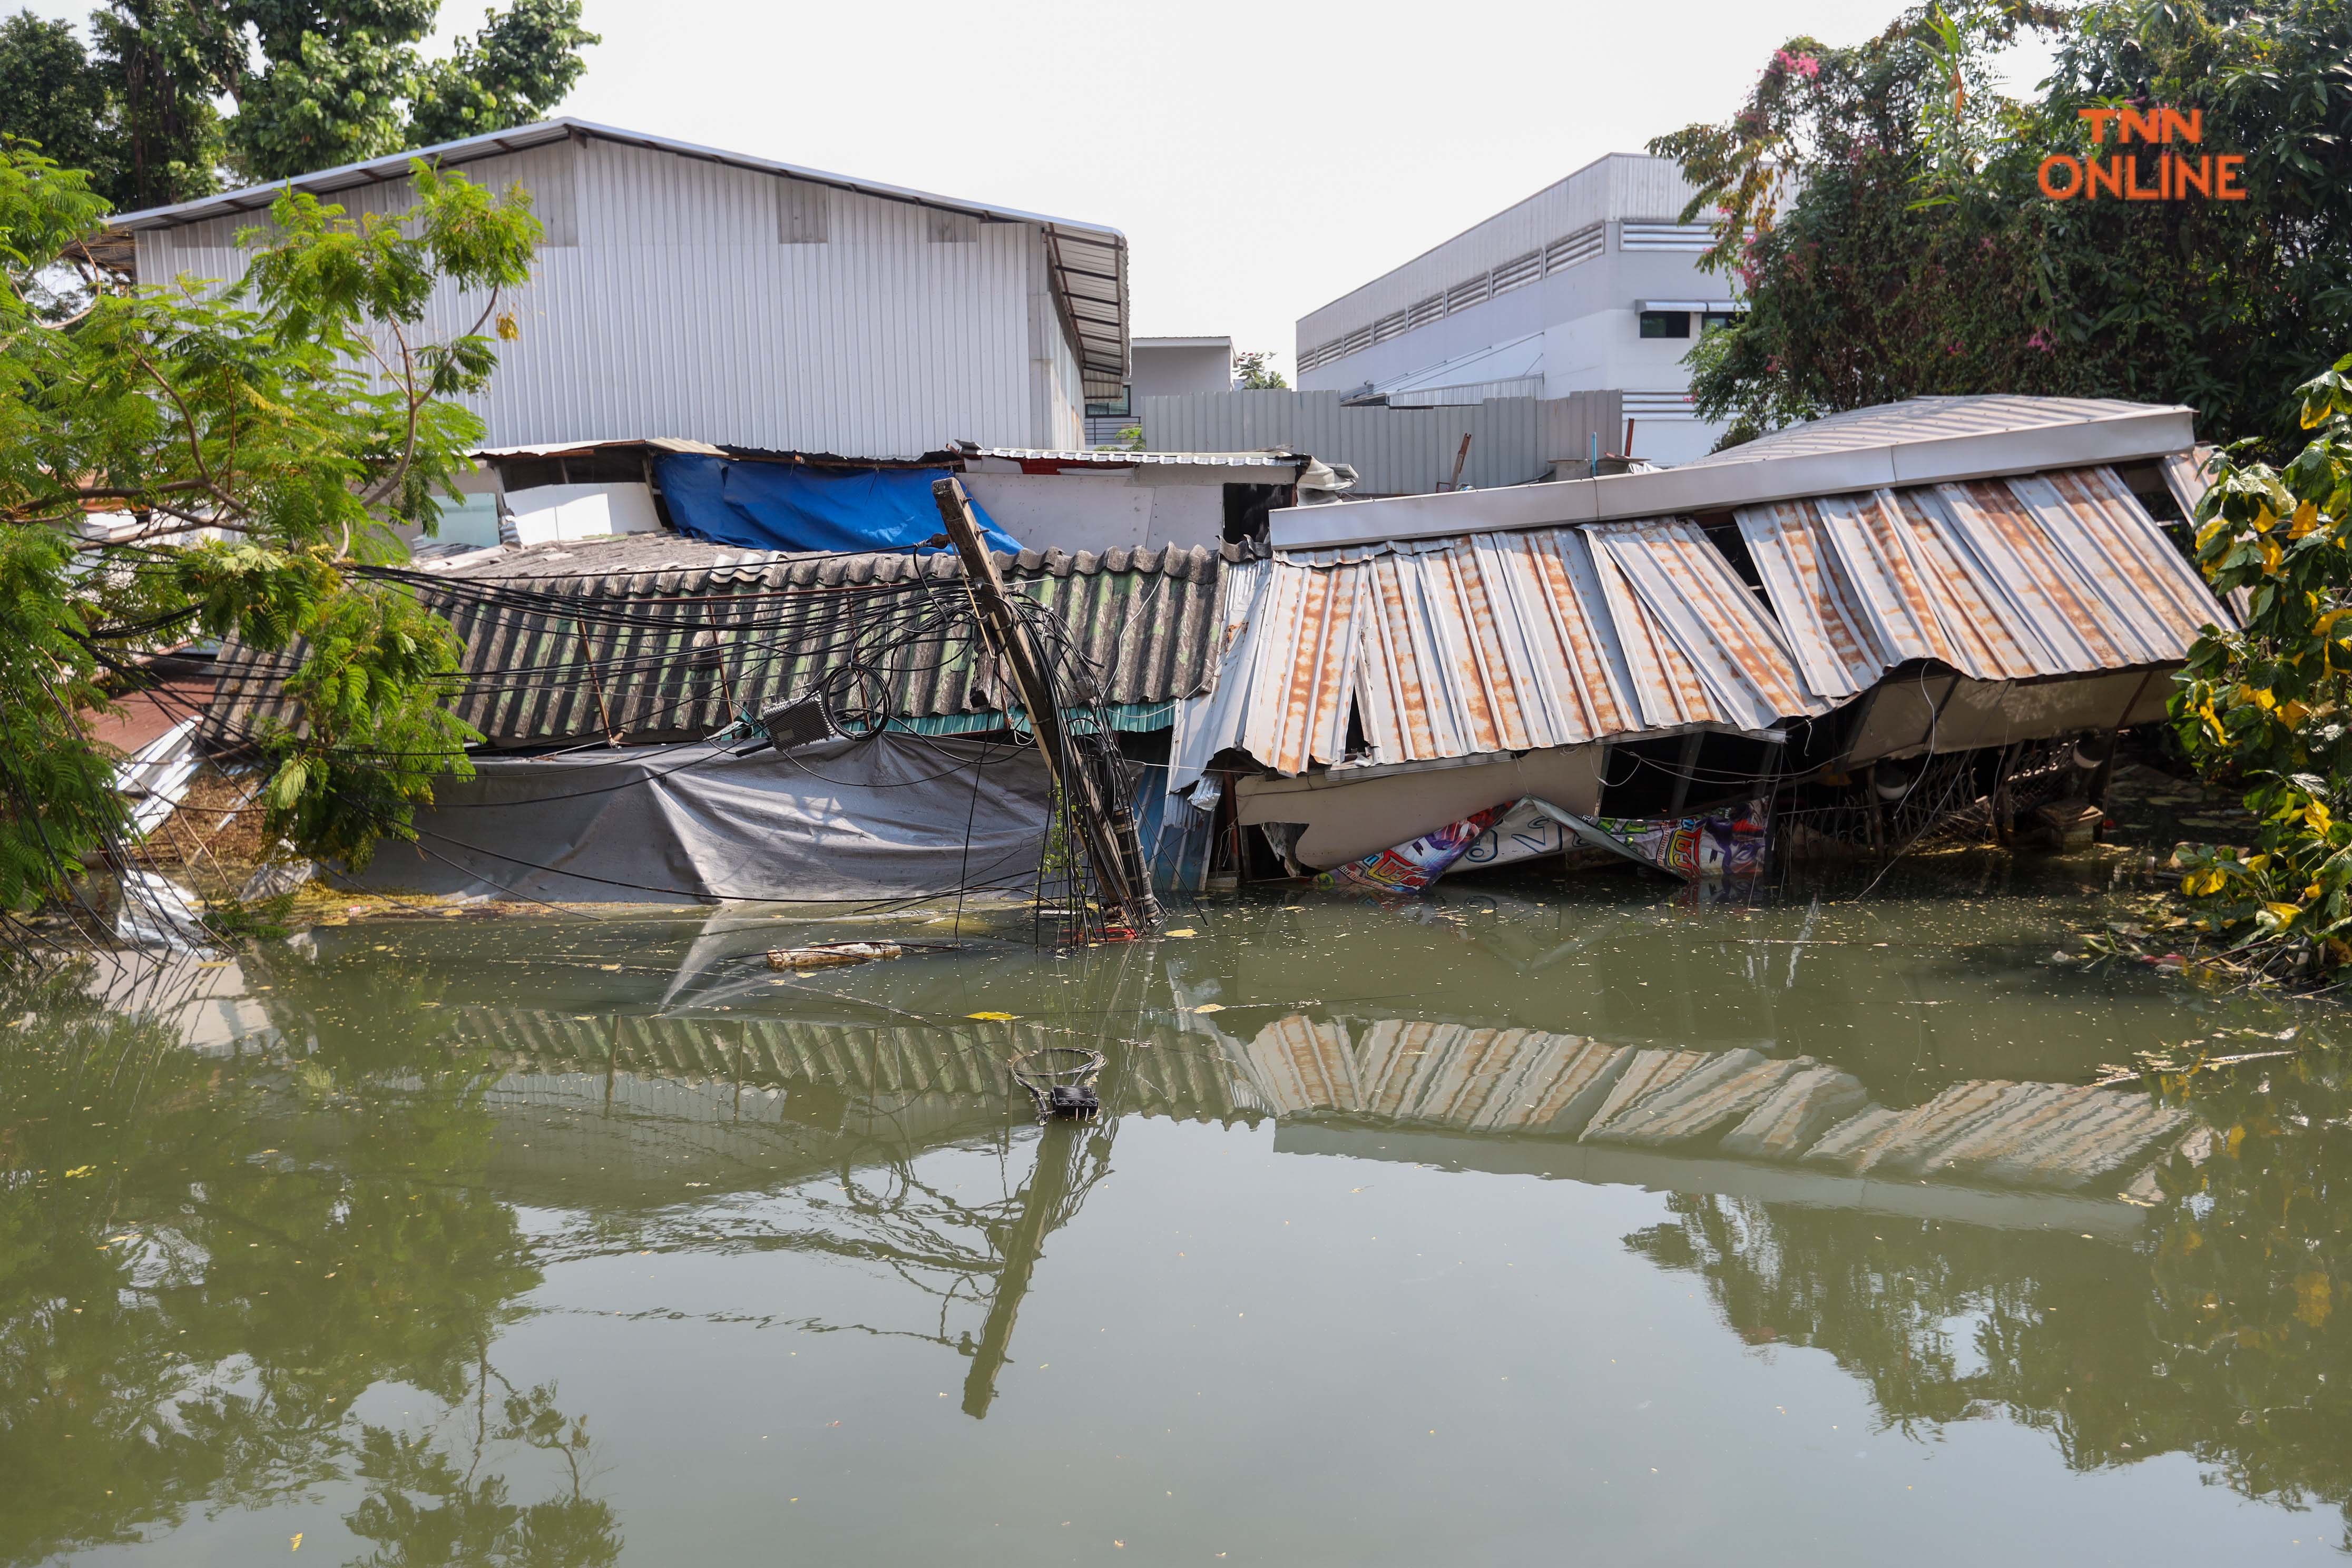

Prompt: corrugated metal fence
[{"left": 1143, "top": 390, "right": 1624, "bottom": 496}]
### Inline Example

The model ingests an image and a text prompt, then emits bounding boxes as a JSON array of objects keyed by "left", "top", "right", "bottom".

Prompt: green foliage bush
[
  {"left": 2168, "top": 353, "right": 2352, "bottom": 974},
  {"left": 0, "top": 145, "right": 540, "bottom": 913}
]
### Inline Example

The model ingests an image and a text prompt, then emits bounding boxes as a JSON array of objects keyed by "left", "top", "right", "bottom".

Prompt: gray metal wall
[
  {"left": 132, "top": 138, "right": 1083, "bottom": 459},
  {"left": 1142, "top": 389, "right": 1623, "bottom": 496}
]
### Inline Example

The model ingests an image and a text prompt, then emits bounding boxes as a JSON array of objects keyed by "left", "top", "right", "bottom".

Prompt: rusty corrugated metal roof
[
  {"left": 205, "top": 543, "right": 1229, "bottom": 748},
  {"left": 1582, "top": 519, "right": 1819, "bottom": 730},
  {"left": 1737, "top": 464, "right": 2228, "bottom": 700},
  {"left": 1177, "top": 524, "right": 1824, "bottom": 780}
]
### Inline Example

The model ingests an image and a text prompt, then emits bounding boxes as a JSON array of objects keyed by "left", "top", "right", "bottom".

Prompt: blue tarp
[{"left": 653, "top": 454, "right": 1022, "bottom": 555}]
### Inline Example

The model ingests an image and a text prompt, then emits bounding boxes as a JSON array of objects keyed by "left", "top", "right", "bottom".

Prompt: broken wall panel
[
  {"left": 1838, "top": 668, "right": 2170, "bottom": 769},
  {"left": 1234, "top": 742, "right": 1605, "bottom": 870}
]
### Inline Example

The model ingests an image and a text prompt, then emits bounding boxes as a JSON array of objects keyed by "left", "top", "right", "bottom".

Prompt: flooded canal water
[{"left": 8, "top": 849, "right": 2352, "bottom": 1564}]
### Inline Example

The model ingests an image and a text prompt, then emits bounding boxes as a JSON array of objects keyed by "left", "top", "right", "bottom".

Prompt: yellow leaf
[
  {"left": 2265, "top": 900, "right": 2304, "bottom": 925},
  {"left": 2295, "top": 1271, "right": 2333, "bottom": 1329},
  {"left": 2281, "top": 699, "right": 2311, "bottom": 725},
  {"left": 965, "top": 1011, "right": 1017, "bottom": 1022},
  {"left": 62, "top": 1165, "right": 94, "bottom": 1178},
  {"left": 2290, "top": 501, "right": 2321, "bottom": 538},
  {"left": 2308, "top": 800, "right": 2333, "bottom": 834}
]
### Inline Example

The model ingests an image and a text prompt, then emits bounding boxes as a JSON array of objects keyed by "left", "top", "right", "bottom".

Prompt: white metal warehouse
[{"left": 106, "top": 119, "right": 1131, "bottom": 459}]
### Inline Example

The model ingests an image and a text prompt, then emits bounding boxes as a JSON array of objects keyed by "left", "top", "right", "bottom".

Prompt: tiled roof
[{"left": 205, "top": 541, "right": 1233, "bottom": 748}]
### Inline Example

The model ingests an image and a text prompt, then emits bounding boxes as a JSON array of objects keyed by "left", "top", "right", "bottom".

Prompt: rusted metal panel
[
  {"left": 1583, "top": 520, "right": 1819, "bottom": 730},
  {"left": 1175, "top": 522, "right": 1822, "bottom": 782},
  {"left": 1738, "top": 464, "right": 2230, "bottom": 700}
]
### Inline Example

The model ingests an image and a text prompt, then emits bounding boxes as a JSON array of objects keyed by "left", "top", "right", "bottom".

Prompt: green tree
[
  {"left": 1652, "top": 0, "right": 2352, "bottom": 454},
  {"left": 0, "top": 12, "right": 118, "bottom": 192},
  {"left": 0, "top": 142, "right": 541, "bottom": 918},
  {"left": 0, "top": 0, "right": 595, "bottom": 213},
  {"left": 1233, "top": 349, "right": 1287, "bottom": 390},
  {"left": 87, "top": 0, "right": 240, "bottom": 210}
]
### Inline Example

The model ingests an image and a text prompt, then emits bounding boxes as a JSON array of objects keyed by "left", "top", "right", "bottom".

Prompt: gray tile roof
[{"left": 205, "top": 540, "right": 1233, "bottom": 749}]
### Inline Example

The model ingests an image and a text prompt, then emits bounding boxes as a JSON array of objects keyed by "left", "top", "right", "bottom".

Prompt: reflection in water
[
  {"left": 1628, "top": 1048, "right": 2352, "bottom": 1551},
  {"left": 0, "top": 957, "right": 619, "bottom": 1566},
  {"left": 7, "top": 890, "right": 2352, "bottom": 1557}
]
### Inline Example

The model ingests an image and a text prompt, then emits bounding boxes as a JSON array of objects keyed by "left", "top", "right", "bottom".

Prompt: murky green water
[{"left": 8, "top": 849, "right": 2352, "bottom": 1564}]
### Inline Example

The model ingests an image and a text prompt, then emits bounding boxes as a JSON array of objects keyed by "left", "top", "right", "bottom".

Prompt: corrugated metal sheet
[
  {"left": 129, "top": 127, "right": 1114, "bottom": 458},
  {"left": 1738, "top": 464, "right": 2229, "bottom": 700},
  {"left": 1272, "top": 394, "right": 2198, "bottom": 550},
  {"left": 205, "top": 544, "right": 1227, "bottom": 748},
  {"left": 971, "top": 447, "right": 1301, "bottom": 468},
  {"left": 1172, "top": 524, "right": 1821, "bottom": 781},
  {"left": 1583, "top": 520, "right": 1819, "bottom": 730},
  {"left": 1680, "top": 396, "right": 2172, "bottom": 468},
  {"left": 1143, "top": 391, "right": 1550, "bottom": 496}
]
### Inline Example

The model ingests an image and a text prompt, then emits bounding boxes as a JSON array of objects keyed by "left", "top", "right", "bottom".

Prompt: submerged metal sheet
[
  {"left": 1738, "top": 464, "right": 2228, "bottom": 700},
  {"left": 207, "top": 544, "right": 1227, "bottom": 747}
]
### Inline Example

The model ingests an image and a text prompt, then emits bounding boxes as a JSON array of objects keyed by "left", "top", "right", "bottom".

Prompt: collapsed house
[
  {"left": 201, "top": 533, "right": 1232, "bottom": 907},
  {"left": 1157, "top": 394, "right": 2227, "bottom": 885},
  {"left": 187, "top": 392, "right": 2228, "bottom": 906}
]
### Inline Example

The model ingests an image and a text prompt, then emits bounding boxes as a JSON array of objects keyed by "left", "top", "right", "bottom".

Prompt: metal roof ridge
[
  {"left": 1267, "top": 401, "right": 2198, "bottom": 551},
  {"left": 103, "top": 116, "right": 1129, "bottom": 241}
]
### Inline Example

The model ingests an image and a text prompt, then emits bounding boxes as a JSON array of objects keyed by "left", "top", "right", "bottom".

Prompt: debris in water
[
  {"left": 1010, "top": 1046, "right": 1106, "bottom": 1119},
  {"left": 767, "top": 942, "right": 904, "bottom": 970}
]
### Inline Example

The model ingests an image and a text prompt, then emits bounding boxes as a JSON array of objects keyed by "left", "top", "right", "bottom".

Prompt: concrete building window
[
  {"left": 1703, "top": 310, "right": 1747, "bottom": 334},
  {"left": 1639, "top": 310, "right": 1692, "bottom": 339}
]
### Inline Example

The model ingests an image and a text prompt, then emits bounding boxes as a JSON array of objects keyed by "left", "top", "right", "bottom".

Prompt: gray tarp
[{"left": 354, "top": 733, "right": 1053, "bottom": 904}]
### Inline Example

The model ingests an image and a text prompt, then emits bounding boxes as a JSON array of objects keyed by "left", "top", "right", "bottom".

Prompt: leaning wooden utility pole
[{"left": 931, "top": 477, "right": 1162, "bottom": 935}]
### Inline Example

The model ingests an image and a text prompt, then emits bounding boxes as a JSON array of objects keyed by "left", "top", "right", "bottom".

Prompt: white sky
[{"left": 35, "top": 0, "right": 2060, "bottom": 379}]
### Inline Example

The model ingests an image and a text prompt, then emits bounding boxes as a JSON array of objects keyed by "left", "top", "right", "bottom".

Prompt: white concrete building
[
  {"left": 108, "top": 119, "right": 1130, "bottom": 461},
  {"left": 1084, "top": 335, "right": 1234, "bottom": 446},
  {"left": 1295, "top": 154, "right": 1733, "bottom": 464}
]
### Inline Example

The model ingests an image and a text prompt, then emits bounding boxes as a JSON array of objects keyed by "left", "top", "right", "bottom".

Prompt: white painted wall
[
  {"left": 504, "top": 482, "right": 664, "bottom": 545},
  {"left": 1132, "top": 339, "right": 1233, "bottom": 398},
  {"left": 960, "top": 468, "right": 1232, "bottom": 555}
]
